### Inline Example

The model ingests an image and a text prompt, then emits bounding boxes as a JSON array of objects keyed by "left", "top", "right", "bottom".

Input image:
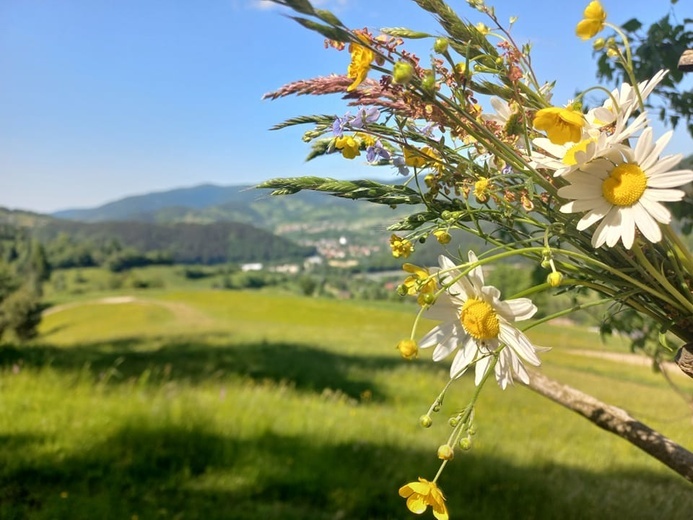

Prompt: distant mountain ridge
[
  {"left": 51, "top": 184, "right": 251, "bottom": 222},
  {"left": 48, "top": 182, "right": 414, "bottom": 240}
]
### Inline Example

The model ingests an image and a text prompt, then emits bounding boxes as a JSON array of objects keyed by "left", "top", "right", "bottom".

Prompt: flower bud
[
  {"left": 459, "top": 437, "right": 472, "bottom": 450},
  {"left": 419, "top": 415, "right": 433, "bottom": 428},
  {"left": 392, "top": 61, "right": 415, "bottom": 85},
  {"left": 421, "top": 72, "right": 436, "bottom": 94},
  {"left": 437, "top": 444, "right": 455, "bottom": 461},
  {"left": 592, "top": 37, "right": 606, "bottom": 51},
  {"left": 475, "top": 22, "right": 490, "bottom": 36},
  {"left": 420, "top": 292, "right": 436, "bottom": 305},
  {"left": 448, "top": 416, "right": 459, "bottom": 427},
  {"left": 396, "top": 339, "right": 419, "bottom": 360},
  {"left": 433, "top": 38, "right": 449, "bottom": 54},
  {"left": 547, "top": 271, "right": 564, "bottom": 287},
  {"left": 433, "top": 229, "right": 452, "bottom": 245},
  {"left": 396, "top": 284, "right": 409, "bottom": 296},
  {"left": 453, "top": 62, "right": 467, "bottom": 76}
]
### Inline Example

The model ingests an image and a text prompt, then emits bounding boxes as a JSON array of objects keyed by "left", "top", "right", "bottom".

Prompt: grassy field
[{"left": 1, "top": 284, "right": 693, "bottom": 519}]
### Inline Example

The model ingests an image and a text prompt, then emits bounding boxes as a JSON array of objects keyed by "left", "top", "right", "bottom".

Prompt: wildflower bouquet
[{"left": 259, "top": 0, "right": 693, "bottom": 516}]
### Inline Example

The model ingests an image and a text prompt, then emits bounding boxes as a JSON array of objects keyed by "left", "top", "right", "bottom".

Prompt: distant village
[{"left": 241, "top": 234, "right": 383, "bottom": 274}]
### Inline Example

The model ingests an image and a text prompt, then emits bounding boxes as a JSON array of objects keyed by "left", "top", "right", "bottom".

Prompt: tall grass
[{"left": 1, "top": 289, "right": 692, "bottom": 519}]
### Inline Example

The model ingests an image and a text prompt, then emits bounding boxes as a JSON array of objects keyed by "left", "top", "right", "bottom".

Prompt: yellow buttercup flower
[
  {"left": 533, "top": 107, "right": 585, "bottom": 145},
  {"left": 403, "top": 146, "right": 426, "bottom": 168},
  {"left": 474, "top": 177, "right": 491, "bottom": 202},
  {"left": 402, "top": 263, "right": 437, "bottom": 306},
  {"left": 398, "top": 478, "right": 449, "bottom": 520},
  {"left": 390, "top": 234, "right": 413, "bottom": 258},
  {"left": 355, "top": 132, "right": 376, "bottom": 147},
  {"left": 346, "top": 40, "right": 374, "bottom": 91},
  {"left": 334, "top": 135, "right": 360, "bottom": 159},
  {"left": 576, "top": 1, "right": 607, "bottom": 40}
]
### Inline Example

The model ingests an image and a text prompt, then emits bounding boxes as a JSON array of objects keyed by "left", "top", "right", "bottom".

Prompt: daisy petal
[
  {"left": 450, "top": 336, "right": 478, "bottom": 378},
  {"left": 495, "top": 297, "right": 537, "bottom": 321},
  {"left": 632, "top": 204, "right": 662, "bottom": 243},
  {"left": 647, "top": 169, "right": 693, "bottom": 188},
  {"left": 638, "top": 197, "right": 671, "bottom": 224},
  {"left": 474, "top": 356, "right": 492, "bottom": 386},
  {"left": 499, "top": 323, "right": 541, "bottom": 365}
]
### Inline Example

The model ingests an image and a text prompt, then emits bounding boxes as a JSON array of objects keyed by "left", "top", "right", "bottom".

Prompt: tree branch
[{"left": 524, "top": 370, "right": 693, "bottom": 482}]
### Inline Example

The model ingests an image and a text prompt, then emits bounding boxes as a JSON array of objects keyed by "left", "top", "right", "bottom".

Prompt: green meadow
[{"left": 2, "top": 279, "right": 693, "bottom": 519}]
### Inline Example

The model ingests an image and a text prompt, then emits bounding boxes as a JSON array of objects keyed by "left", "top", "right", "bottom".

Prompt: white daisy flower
[
  {"left": 419, "top": 252, "right": 542, "bottom": 389},
  {"left": 482, "top": 97, "right": 514, "bottom": 127},
  {"left": 558, "top": 127, "right": 693, "bottom": 249},
  {"left": 482, "top": 97, "right": 525, "bottom": 143},
  {"left": 589, "top": 69, "right": 668, "bottom": 127},
  {"left": 529, "top": 71, "right": 666, "bottom": 177},
  {"left": 530, "top": 111, "right": 647, "bottom": 177}
]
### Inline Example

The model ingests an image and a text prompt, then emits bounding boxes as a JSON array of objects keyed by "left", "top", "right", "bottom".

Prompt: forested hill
[
  {"left": 48, "top": 182, "right": 412, "bottom": 233},
  {"left": 30, "top": 219, "right": 316, "bottom": 266}
]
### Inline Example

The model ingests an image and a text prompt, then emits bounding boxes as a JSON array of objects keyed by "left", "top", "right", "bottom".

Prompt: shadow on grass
[
  {"left": 0, "top": 337, "right": 442, "bottom": 402},
  {"left": 1, "top": 423, "right": 691, "bottom": 520}
]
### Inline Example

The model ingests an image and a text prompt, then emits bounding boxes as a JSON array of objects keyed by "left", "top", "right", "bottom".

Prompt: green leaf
[{"left": 621, "top": 18, "right": 643, "bottom": 33}]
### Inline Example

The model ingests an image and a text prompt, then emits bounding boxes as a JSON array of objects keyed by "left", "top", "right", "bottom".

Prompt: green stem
[{"left": 633, "top": 242, "right": 693, "bottom": 314}]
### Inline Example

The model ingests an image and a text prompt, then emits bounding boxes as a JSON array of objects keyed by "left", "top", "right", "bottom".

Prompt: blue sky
[{"left": 2, "top": 0, "right": 691, "bottom": 213}]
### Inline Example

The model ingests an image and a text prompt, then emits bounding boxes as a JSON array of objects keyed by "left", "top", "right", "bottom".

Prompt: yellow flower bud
[
  {"left": 475, "top": 22, "right": 490, "bottom": 35},
  {"left": 392, "top": 61, "right": 415, "bottom": 85},
  {"left": 437, "top": 444, "right": 455, "bottom": 461},
  {"left": 419, "top": 292, "right": 436, "bottom": 306},
  {"left": 593, "top": 37, "right": 606, "bottom": 51},
  {"left": 459, "top": 437, "right": 472, "bottom": 450},
  {"left": 547, "top": 271, "right": 564, "bottom": 287},
  {"left": 396, "top": 339, "right": 419, "bottom": 360},
  {"left": 419, "top": 415, "right": 433, "bottom": 428},
  {"left": 433, "top": 37, "right": 449, "bottom": 54},
  {"left": 421, "top": 73, "right": 436, "bottom": 94},
  {"left": 433, "top": 229, "right": 452, "bottom": 245}
]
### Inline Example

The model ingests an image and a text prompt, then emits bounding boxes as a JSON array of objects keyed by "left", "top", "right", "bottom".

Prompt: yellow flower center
[
  {"left": 562, "top": 138, "right": 594, "bottom": 165},
  {"left": 601, "top": 163, "right": 647, "bottom": 207},
  {"left": 461, "top": 298, "right": 499, "bottom": 340}
]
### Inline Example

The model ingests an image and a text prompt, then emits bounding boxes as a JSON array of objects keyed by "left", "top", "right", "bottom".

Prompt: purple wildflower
[
  {"left": 332, "top": 113, "right": 352, "bottom": 136},
  {"left": 351, "top": 106, "right": 380, "bottom": 129},
  {"left": 366, "top": 139, "right": 391, "bottom": 163},
  {"left": 393, "top": 156, "right": 410, "bottom": 176}
]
